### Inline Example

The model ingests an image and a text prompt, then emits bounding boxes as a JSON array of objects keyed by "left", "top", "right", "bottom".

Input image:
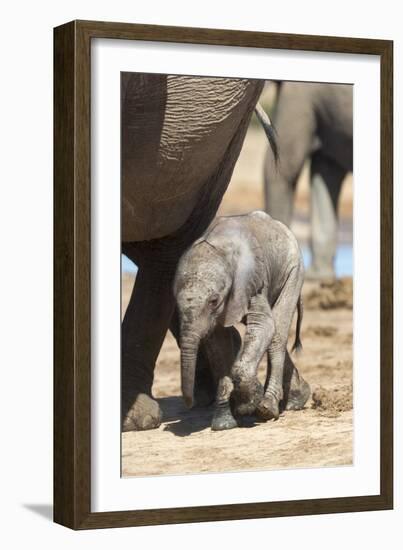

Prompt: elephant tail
[
  {"left": 291, "top": 294, "right": 303, "bottom": 354},
  {"left": 254, "top": 102, "right": 278, "bottom": 162}
]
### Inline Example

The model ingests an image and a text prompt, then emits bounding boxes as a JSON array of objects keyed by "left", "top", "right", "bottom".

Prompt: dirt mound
[
  {"left": 304, "top": 277, "right": 353, "bottom": 310},
  {"left": 312, "top": 385, "right": 353, "bottom": 416}
]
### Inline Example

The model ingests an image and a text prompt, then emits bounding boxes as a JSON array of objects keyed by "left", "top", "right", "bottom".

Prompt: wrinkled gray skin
[
  {"left": 264, "top": 82, "right": 353, "bottom": 279},
  {"left": 121, "top": 74, "right": 276, "bottom": 432},
  {"left": 173, "top": 211, "right": 311, "bottom": 430}
]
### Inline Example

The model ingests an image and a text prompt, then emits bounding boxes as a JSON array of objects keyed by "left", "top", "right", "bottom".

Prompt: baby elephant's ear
[{"left": 223, "top": 235, "right": 264, "bottom": 327}]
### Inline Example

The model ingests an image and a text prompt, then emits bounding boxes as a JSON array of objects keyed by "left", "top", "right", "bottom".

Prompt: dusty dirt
[
  {"left": 312, "top": 385, "right": 353, "bottom": 416},
  {"left": 121, "top": 124, "right": 353, "bottom": 477},
  {"left": 121, "top": 276, "right": 353, "bottom": 477},
  {"left": 304, "top": 278, "right": 353, "bottom": 310}
]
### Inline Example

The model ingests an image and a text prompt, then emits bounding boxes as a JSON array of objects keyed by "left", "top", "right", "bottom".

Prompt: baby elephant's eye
[{"left": 209, "top": 295, "right": 219, "bottom": 308}]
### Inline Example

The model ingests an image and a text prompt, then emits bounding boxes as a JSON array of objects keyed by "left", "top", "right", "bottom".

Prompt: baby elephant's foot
[
  {"left": 211, "top": 404, "right": 238, "bottom": 431},
  {"left": 256, "top": 394, "right": 280, "bottom": 421},
  {"left": 231, "top": 377, "right": 264, "bottom": 416},
  {"left": 285, "top": 376, "right": 311, "bottom": 411}
]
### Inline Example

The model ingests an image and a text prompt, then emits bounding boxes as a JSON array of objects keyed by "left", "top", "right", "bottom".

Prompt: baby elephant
[{"left": 173, "top": 211, "right": 310, "bottom": 430}]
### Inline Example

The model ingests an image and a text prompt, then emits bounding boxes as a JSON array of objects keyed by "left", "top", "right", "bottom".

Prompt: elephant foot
[
  {"left": 231, "top": 377, "right": 264, "bottom": 416},
  {"left": 256, "top": 394, "right": 280, "bottom": 421},
  {"left": 211, "top": 404, "right": 238, "bottom": 431},
  {"left": 305, "top": 265, "right": 335, "bottom": 281},
  {"left": 285, "top": 376, "right": 311, "bottom": 411},
  {"left": 122, "top": 393, "right": 162, "bottom": 432}
]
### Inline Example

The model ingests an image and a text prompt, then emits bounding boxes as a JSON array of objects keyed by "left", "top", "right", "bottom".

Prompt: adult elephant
[
  {"left": 121, "top": 73, "right": 275, "bottom": 432},
  {"left": 264, "top": 82, "right": 353, "bottom": 279}
]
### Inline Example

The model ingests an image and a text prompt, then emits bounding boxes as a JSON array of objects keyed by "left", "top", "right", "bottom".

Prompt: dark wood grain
[
  {"left": 380, "top": 40, "right": 393, "bottom": 507},
  {"left": 54, "top": 21, "right": 76, "bottom": 527},
  {"left": 54, "top": 20, "right": 393, "bottom": 530},
  {"left": 54, "top": 20, "right": 91, "bottom": 528},
  {"left": 75, "top": 19, "right": 391, "bottom": 54}
]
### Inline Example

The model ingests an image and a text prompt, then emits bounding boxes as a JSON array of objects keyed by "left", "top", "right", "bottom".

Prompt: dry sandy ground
[
  {"left": 121, "top": 123, "right": 353, "bottom": 477},
  {"left": 121, "top": 276, "right": 353, "bottom": 477}
]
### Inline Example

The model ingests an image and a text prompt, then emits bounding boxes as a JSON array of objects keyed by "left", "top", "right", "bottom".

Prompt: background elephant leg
[
  {"left": 265, "top": 82, "right": 316, "bottom": 226},
  {"left": 203, "top": 326, "right": 241, "bottom": 431},
  {"left": 122, "top": 263, "right": 176, "bottom": 431},
  {"left": 308, "top": 151, "right": 346, "bottom": 279},
  {"left": 264, "top": 147, "right": 297, "bottom": 226},
  {"left": 281, "top": 351, "right": 311, "bottom": 411},
  {"left": 169, "top": 309, "right": 216, "bottom": 407}
]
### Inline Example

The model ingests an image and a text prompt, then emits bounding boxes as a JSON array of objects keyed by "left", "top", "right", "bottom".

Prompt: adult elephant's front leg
[{"left": 122, "top": 263, "right": 176, "bottom": 431}]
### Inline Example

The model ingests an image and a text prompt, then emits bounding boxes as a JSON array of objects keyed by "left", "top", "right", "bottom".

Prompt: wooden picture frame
[{"left": 54, "top": 20, "right": 393, "bottom": 529}]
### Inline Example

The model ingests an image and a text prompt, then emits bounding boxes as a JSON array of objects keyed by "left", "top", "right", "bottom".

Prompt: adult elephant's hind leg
[{"left": 122, "top": 261, "right": 176, "bottom": 431}]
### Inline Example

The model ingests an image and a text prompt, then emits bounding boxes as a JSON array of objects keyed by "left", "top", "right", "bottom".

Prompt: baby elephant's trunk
[{"left": 180, "top": 331, "right": 201, "bottom": 409}]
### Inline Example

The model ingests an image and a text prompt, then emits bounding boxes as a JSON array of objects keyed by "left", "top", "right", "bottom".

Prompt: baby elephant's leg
[
  {"left": 213, "top": 376, "right": 237, "bottom": 431},
  {"left": 257, "top": 270, "right": 303, "bottom": 421},
  {"left": 260, "top": 350, "right": 310, "bottom": 419},
  {"left": 257, "top": 339, "right": 286, "bottom": 421},
  {"left": 231, "top": 294, "right": 274, "bottom": 416},
  {"left": 204, "top": 326, "right": 241, "bottom": 431},
  {"left": 282, "top": 351, "right": 311, "bottom": 411}
]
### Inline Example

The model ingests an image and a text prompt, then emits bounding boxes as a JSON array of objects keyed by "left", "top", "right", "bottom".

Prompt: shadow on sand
[{"left": 159, "top": 396, "right": 262, "bottom": 436}]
